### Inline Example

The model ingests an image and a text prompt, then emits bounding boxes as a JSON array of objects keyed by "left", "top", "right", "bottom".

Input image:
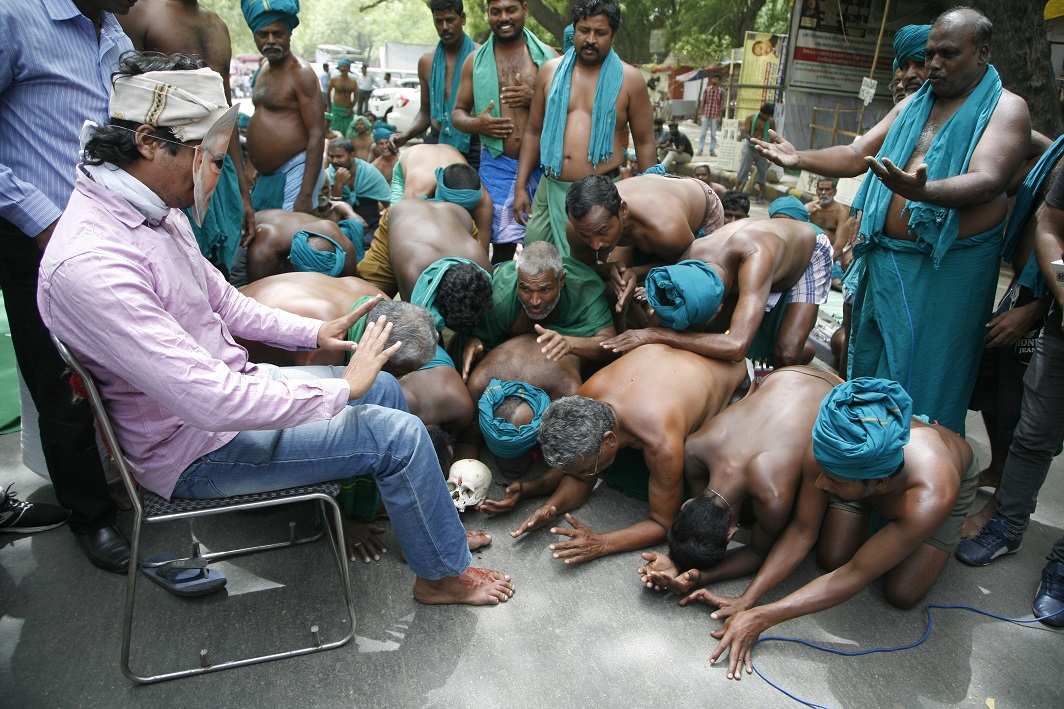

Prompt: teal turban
[
  {"left": 812, "top": 378, "right": 913, "bottom": 480},
  {"left": 336, "top": 219, "right": 365, "bottom": 261},
  {"left": 892, "top": 24, "right": 930, "bottom": 73},
  {"left": 242, "top": 0, "right": 300, "bottom": 33},
  {"left": 289, "top": 230, "right": 345, "bottom": 276},
  {"left": 338, "top": 57, "right": 352, "bottom": 68},
  {"left": 768, "top": 195, "right": 810, "bottom": 222},
  {"left": 645, "top": 260, "right": 724, "bottom": 331},
  {"left": 373, "top": 125, "right": 393, "bottom": 142},
  {"left": 478, "top": 379, "right": 552, "bottom": 459},
  {"left": 432, "top": 167, "right": 482, "bottom": 210}
]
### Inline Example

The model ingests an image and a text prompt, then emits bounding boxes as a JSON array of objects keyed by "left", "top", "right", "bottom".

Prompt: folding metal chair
[{"left": 51, "top": 335, "right": 356, "bottom": 684}]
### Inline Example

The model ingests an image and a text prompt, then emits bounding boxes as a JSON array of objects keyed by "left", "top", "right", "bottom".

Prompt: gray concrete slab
[{"left": 2, "top": 408, "right": 1063, "bottom": 708}]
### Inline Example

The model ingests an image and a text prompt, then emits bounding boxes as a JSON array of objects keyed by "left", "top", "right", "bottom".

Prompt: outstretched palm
[{"left": 751, "top": 129, "right": 799, "bottom": 168}]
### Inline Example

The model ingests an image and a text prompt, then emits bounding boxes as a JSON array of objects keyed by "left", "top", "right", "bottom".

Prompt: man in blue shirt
[{"left": 0, "top": 0, "right": 138, "bottom": 571}]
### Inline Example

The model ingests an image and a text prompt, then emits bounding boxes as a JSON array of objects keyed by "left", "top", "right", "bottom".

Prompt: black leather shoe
[
  {"left": 75, "top": 525, "right": 130, "bottom": 574},
  {"left": 1033, "top": 560, "right": 1064, "bottom": 628}
]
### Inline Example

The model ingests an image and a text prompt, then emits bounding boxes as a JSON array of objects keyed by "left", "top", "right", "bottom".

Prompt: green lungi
[
  {"left": 523, "top": 174, "right": 573, "bottom": 257},
  {"left": 329, "top": 105, "right": 354, "bottom": 137}
]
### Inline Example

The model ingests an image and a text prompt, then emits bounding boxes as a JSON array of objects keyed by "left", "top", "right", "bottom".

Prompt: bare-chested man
[
  {"left": 451, "top": 0, "right": 555, "bottom": 260},
  {"left": 806, "top": 178, "right": 850, "bottom": 253},
  {"left": 246, "top": 209, "right": 358, "bottom": 282},
  {"left": 120, "top": 0, "right": 254, "bottom": 271},
  {"left": 753, "top": 8, "right": 1031, "bottom": 433},
  {"left": 326, "top": 58, "right": 358, "bottom": 137},
  {"left": 603, "top": 206, "right": 832, "bottom": 367},
  {"left": 564, "top": 174, "right": 725, "bottom": 312},
  {"left": 462, "top": 241, "right": 615, "bottom": 378},
  {"left": 389, "top": 143, "right": 493, "bottom": 244},
  {"left": 684, "top": 379, "right": 977, "bottom": 681},
  {"left": 392, "top": 1, "right": 479, "bottom": 167},
  {"left": 371, "top": 128, "right": 399, "bottom": 184},
  {"left": 693, "top": 164, "right": 728, "bottom": 199},
  {"left": 481, "top": 344, "right": 746, "bottom": 563},
  {"left": 324, "top": 138, "right": 390, "bottom": 238},
  {"left": 243, "top": 1, "right": 325, "bottom": 214},
  {"left": 638, "top": 366, "right": 840, "bottom": 595},
  {"left": 513, "top": 0, "right": 656, "bottom": 257}
]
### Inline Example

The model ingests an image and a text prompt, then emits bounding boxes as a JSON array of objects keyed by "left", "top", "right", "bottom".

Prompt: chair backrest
[{"left": 50, "top": 335, "right": 143, "bottom": 505}]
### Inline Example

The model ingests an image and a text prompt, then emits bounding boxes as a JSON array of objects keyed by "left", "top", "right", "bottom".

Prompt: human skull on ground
[{"left": 447, "top": 459, "right": 492, "bottom": 512}]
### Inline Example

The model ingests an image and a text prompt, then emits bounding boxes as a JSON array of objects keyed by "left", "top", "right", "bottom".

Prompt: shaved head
[{"left": 933, "top": 6, "right": 992, "bottom": 50}]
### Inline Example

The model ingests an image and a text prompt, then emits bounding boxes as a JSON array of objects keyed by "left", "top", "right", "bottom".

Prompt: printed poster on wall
[
  {"left": 790, "top": 0, "right": 892, "bottom": 98},
  {"left": 736, "top": 31, "right": 786, "bottom": 122}
]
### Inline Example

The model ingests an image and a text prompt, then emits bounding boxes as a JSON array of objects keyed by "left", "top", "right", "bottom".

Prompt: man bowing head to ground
[{"left": 512, "top": 0, "right": 656, "bottom": 256}]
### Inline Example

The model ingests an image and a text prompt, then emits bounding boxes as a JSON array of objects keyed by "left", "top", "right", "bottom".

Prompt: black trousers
[{"left": 0, "top": 219, "right": 115, "bottom": 532}]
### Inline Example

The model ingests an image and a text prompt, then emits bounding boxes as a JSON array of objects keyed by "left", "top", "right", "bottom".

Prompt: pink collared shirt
[{"left": 38, "top": 176, "right": 351, "bottom": 499}]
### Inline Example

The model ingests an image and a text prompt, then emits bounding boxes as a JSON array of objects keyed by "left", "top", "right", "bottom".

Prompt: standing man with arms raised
[
  {"left": 243, "top": 0, "right": 325, "bottom": 214},
  {"left": 0, "top": 0, "right": 137, "bottom": 570},
  {"left": 120, "top": 0, "right": 256, "bottom": 277},
  {"left": 513, "top": 0, "right": 656, "bottom": 257},
  {"left": 754, "top": 7, "right": 1031, "bottom": 434},
  {"left": 451, "top": 0, "right": 554, "bottom": 260},
  {"left": 392, "top": 2, "right": 479, "bottom": 167}
]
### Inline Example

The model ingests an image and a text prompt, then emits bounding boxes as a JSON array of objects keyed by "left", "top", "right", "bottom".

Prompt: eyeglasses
[{"left": 565, "top": 451, "right": 602, "bottom": 482}]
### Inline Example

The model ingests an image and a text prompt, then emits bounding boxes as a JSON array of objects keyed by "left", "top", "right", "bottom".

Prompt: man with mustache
[
  {"left": 243, "top": 0, "right": 325, "bottom": 215},
  {"left": 512, "top": 0, "right": 656, "bottom": 257},
  {"left": 451, "top": 0, "right": 554, "bottom": 261}
]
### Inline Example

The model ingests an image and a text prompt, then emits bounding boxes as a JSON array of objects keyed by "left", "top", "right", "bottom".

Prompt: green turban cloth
[
  {"left": 892, "top": 24, "right": 931, "bottom": 73},
  {"left": 478, "top": 379, "right": 551, "bottom": 459},
  {"left": 645, "top": 260, "right": 724, "bottom": 331},
  {"left": 289, "top": 230, "right": 345, "bottom": 276},
  {"left": 768, "top": 195, "right": 810, "bottom": 222},
  {"left": 812, "top": 378, "right": 913, "bottom": 480},
  {"left": 242, "top": 0, "right": 300, "bottom": 33}
]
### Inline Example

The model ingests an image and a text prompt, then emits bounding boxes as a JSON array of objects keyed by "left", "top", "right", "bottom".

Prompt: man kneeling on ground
[
  {"left": 685, "top": 378, "right": 977, "bottom": 679},
  {"left": 37, "top": 54, "right": 513, "bottom": 606}
]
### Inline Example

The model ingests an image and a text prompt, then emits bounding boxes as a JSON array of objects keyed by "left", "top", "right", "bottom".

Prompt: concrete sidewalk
[{"left": 2, "top": 400, "right": 1063, "bottom": 708}]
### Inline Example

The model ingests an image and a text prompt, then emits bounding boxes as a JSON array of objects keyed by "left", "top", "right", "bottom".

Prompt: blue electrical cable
[{"left": 747, "top": 603, "right": 1064, "bottom": 709}]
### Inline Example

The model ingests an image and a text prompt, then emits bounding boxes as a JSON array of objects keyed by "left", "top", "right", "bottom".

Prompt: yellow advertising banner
[{"left": 736, "top": 31, "right": 784, "bottom": 122}]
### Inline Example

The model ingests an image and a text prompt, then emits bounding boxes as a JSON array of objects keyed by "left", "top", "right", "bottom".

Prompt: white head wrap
[{"left": 109, "top": 68, "right": 229, "bottom": 143}]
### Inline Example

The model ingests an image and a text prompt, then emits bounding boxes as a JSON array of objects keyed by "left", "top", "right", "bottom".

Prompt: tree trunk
[
  {"left": 951, "top": 0, "right": 1063, "bottom": 136},
  {"left": 734, "top": 0, "right": 769, "bottom": 46},
  {"left": 525, "top": 0, "right": 568, "bottom": 46}
]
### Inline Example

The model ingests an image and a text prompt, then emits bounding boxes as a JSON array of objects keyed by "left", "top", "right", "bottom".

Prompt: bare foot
[
  {"left": 960, "top": 497, "right": 997, "bottom": 539},
  {"left": 467, "top": 529, "right": 492, "bottom": 551},
  {"left": 413, "top": 567, "right": 515, "bottom": 606}
]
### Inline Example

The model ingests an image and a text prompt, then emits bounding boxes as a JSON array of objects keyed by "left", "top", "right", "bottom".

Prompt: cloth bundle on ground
[
  {"left": 1002, "top": 133, "right": 1064, "bottom": 296},
  {"left": 540, "top": 46, "right": 623, "bottom": 177},
  {"left": 478, "top": 378, "right": 551, "bottom": 459},
  {"left": 288, "top": 230, "right": 345, "bottom": 276},
  {"left": 410, "top": 257, "right": 492, "bottom": 332},
  {"left": 241, "top": 0, "right": 299, "bottom": 32},
  {"left": 473, "top": 257, "right": 613, "bottom": 347},
  {"left": 846, "top": 65, "right": 1004, "bottom": 434},
  {"left": 431, "top": 167, "right": 482, "bottom": 209},
  {"left": 431, "top": 33, "right": 476, "bottom": 152},
  {"left": 768, "top": 195, "right": 810, "bottom": 222},
  {"left": 183, "top": 154, "right": 243, "bottom": 270},
  {"left": 892, "top": 24, "right": 931, "bottom": 73},
  {"left": 812, "top": 378, "right": 913, "bottom": 480},
  {"left": 472, "top": 29, "right": 554, "bottom": 159},
  {"left": 645, "top": 260, "right": 724, "bottom": 331}
]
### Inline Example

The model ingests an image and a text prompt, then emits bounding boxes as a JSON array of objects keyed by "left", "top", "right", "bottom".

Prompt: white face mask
[{"left": 190, "top": 104, "right": 240, "bottom": 226}]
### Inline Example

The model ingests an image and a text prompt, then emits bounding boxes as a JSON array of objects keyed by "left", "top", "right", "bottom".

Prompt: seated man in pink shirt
[{"left": 36, "top": 53, "right": 513, "bottom": 607}]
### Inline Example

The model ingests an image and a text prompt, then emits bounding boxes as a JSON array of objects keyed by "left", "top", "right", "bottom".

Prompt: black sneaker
[
  {"left": 0, "top": 484, "right": 70, "bottom": 534},
  {"left": 955, "top": 515, "right": 1022, "bottom": 566},
  {"left": 1033, "top": 561, "right": 1064, "bottom": 627}
]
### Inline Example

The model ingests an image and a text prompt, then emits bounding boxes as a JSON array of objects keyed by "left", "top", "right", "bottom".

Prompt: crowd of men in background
[{"left": 2, "top": 0, "right": 1064, "bottom": 685}]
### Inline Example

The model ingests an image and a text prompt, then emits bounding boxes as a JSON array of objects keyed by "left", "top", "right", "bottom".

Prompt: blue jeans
[
  {"left": 737, "top": 141, "right": 768, "bottom": 190},
  {"left": 173, "top": 366, "right": 472, "bottom": 580},
  {"left": 697, "top": 116, "right": 719, "bottom": 154}
]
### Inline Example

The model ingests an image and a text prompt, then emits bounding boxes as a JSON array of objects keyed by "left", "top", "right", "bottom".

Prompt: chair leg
[
  {"left": 121, "top": 513, "right": 144, "bottom": 683},
  {"left": 322, "top": 498, "right": 356, "bottom": 633}
]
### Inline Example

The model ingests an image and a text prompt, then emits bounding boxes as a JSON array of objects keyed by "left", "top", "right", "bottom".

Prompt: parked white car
[{"left": 368, "top": 78, "right": 421, "bottom": 136}]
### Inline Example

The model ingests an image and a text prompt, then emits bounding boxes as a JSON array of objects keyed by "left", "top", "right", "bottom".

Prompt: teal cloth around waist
[{"left": 847, "top": 223, "right": 1004, "bottom": 434}]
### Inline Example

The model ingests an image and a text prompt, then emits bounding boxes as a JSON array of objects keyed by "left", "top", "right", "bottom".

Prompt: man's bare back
[
  {"left": 684, "top": 217, "right": 815, "bottom": 295},
  {"left": 247, "top": 209, "right": 351, "bottom": 282},
  {"left": 398, "top": 144, "right": 470, "bottom": 197},
  {"left": 121, "top": 1, "right": 232, "bottom": 90},
  {"left": 387, "top": 200, "right": 489, "bottom": 298},
  {"left": 612, "top": 175, "right": 712, "bottom": 257},
  {"left": 467, "top": 334, "right": 582, "bottom": 402}
]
